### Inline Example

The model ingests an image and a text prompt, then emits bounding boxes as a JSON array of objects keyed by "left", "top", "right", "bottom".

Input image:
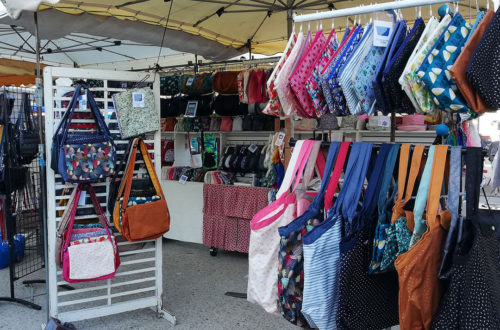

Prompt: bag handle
[
  {"left": 310, "top": 141, "right": 341, "bottom": 211},
  {"left": 391, "top": 145, "right": 425, "bottom": 222},
  {"left": 120, "top": 138, "right": 163, "bottom": 210},
  {"left": 324, "top": 141, "right": 350, "bottom": 212},
  {"left": 250, "top": 140, "right": 313, "bottom": 230},
  {"left": 466, "top": 147, "right": 483, "bottom": 221},
  {"left": 425, "top": 145, "right": 449, "bottom": 228},
  {"left": 56, "top": 186, "right": 78, "bottom": 239},
  {"left": 360, "top": 144, "right": 393, "bottom": 219},
  {"left": 343, "top": 142, "right": 375, "bottom": 223},
  {"left": 53, "top": 85, "right": 82, "bottom": 138},
  {"left": 296, "top": 141, "right": 321, "bottom": 193},
  {"left": 393, "top": 144, "right": 411, "bottom": 209},
  {"left": 377, "top": 144, "right": 401, "bottom": 222},
  {"left": 412, "top": 145, "right": 437, "bottom": 235}
]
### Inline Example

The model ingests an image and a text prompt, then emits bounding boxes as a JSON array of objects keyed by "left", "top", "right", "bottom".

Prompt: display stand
[{"left": 43, "top": 67, "right": 175, "bottom": 324}]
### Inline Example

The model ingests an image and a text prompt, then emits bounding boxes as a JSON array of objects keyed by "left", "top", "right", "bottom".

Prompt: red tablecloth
[{"left": 203, "top": 184, "right": 270, "bottom": 253}]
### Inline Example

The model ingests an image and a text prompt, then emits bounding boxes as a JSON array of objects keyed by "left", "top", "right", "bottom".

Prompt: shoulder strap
[
  {"left": 324, "top": 142, "right": 350, "bottom": 212},
  {"left": 377, "top": 144, "right": 401, "bottom": 219},
  {"left": 276, "top": 140, "right": 313, "bottom": 199},
  {"left": 425, "top": 145, "right": 449, "bottom": 228},
  {"left": 412, "top": 145, "right": 437, "bottom": 234},
  {"left": 447, "top": 147, "right": 461, "bottom": 220},
  {"left": 391, "top": 144, "right": 425, "bottom": 222},
  {"left": 310, "top": 142, "right": 340, "bottom": 211},
  {"left": 54, "top": 85, "right": 82, "bottom": 139},
  {"left": 56, "top": 186, "right": 78, "bottom": 237},
  {"left": 361, "top": 144, "right": 392, "bottom": 218},
  {"left": 466, "top": 147, "right": 483, "bottom": 222}
]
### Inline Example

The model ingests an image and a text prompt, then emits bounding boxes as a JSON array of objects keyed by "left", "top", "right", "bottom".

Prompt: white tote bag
[{"left": 247, "top": 140, "right": 320, "bottom": 313}]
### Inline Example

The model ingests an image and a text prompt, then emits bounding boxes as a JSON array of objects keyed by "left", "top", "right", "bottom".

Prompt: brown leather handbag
[
  {"left": 113, "top": 138, "right": 170, "bottom": 242},
  {"left": 395, "top": 145, "right": 451, "bottom": 330},
  {"left": 450, "top": 10, "right": 495, "bottom": 114},
  {"left": 213, "top": 71, "right": 240, "bottom": 94}
]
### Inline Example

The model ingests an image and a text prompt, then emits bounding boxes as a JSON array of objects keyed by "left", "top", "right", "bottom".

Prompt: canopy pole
[
  {"left": 283, "top": 1, "right": 294, "bottom": 168},
  {"left": 293, "top": 0, "right": 465, "bottom": 22},
  {"left": 34, "top": 11, "right": 50, "bottom": 323}
]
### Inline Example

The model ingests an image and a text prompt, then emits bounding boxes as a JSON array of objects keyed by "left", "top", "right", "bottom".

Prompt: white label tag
[
  {"left": 132, "top": 92, "right": 145, "bottom": 108},
  {"left": 248, "top": 144, "right": 258, "bottom": 153},
  {"left": 78, "top": 190, "right": 87, "bottom": 206},
  {"left": 179, "top": 175, "right": 188, "bottom": 184},
  {"left": 275, "top": 132, "right": 286, "bottom": 147},
  {"left": 186, "top": 77, "right": 194, "bottom": 87},
  {"left": 378, "top": 117, "right": 390, "bottom": 127},
  {"left": 373, "top": 20, "right": 394, "bottom": 47},
  {"left": 79, "top": 94, "right": 87, "bottom": 110}
]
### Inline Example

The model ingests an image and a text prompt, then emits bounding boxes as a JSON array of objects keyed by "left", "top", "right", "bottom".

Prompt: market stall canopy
[{"left": 0, "top": 0, "right": 491, "bottom": 62}]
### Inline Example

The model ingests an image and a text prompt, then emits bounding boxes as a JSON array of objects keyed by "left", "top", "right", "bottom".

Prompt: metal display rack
[
  {"left": 0, "top": 86, "right": 43, "bottom": 310},
  {"left": 43, "top": 67, "right": 175, "bottom": 324}
]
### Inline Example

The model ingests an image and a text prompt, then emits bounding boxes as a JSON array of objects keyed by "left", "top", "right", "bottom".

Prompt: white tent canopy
[{"left": 0, "top": 7, "right": 241, "bottom": 67}]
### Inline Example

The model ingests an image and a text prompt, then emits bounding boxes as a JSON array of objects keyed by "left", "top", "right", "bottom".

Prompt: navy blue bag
[{"left": 51, "top": 85, "right": 116, "bottom": 183}]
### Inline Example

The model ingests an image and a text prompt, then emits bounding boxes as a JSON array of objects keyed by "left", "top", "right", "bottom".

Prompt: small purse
[
  {"left": 220, "top": 117, "right": 233, "bottom": 132},
  {"left": 209, "top": 117, "right": 221, "bottom": 131},
  {"left": 214, "top": 95, "right": 248, "bottom": 116},
  {"left": 316, "top": 113, "right": 339, "bottom": 130},
  {"left": 113, "top": 138, "right": 170, "bottom": 242},
  {"left": 17, "top": 93, "right": 39, "bottom": 165},
  {"left": 232, "top": 116, "right": 243, "bottom": 131}
]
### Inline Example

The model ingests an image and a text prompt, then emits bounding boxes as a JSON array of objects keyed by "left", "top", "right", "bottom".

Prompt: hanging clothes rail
[{"left": 293, "top": 0, "right": 466, "bottom": 22}]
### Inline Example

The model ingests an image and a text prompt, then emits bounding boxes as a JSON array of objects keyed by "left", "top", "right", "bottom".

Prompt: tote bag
[
  {"left": 112, "top": 87, "right": 158, "bottom": 138},
  {"left": 335, "top": 144, "right": 399, "bottom": 330},
  {"left": 51, "top": 85, "right": 116, "bottom": 183},
  {"left": 247, "top": 140, "right": 315, "bottom": 313},
  {"left": 395, "top": 145, "right": 450, "bottom": 330},
  {"left": 277, "top": 141, "right": 349, "bottom": 327},
  {"left": 432, "top": 147, "right": 500, "bottom": 329},
  {"left": 62, "top": 184, "right": 120, "bottom": 283},
  {"left": 301, "top": 142, "right": 370, "bottom": 330}
]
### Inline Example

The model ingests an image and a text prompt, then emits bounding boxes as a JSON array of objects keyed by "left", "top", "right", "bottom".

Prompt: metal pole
[
  {"left": 293, "top": 0, "right": 465, "bottom": 22},
  {"left": 34, "top": 11, "right": 50, "bottom": 321}
]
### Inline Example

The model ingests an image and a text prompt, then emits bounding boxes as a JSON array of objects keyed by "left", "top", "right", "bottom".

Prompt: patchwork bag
[
  {"left": 51, "top": 85, "right": 116, "bottom": 183},
  {"left": 62, "top": 184, "right": 120, "bottom": 283},
  {"left": 113, "top": 138, "right": 170, "bottom": 242},
  {"left": 112, "top": 87, "right": 159, "bottom": 138}
]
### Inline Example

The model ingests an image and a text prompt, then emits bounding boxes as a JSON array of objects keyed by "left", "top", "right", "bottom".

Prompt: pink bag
[
  {"left": 62, "top": 184, "right": 120, "bottom": 283},
  {"left": 289, "top": 31, "right": 327, "bottom": 118},
  {"left": 247, "top": 140, "right": 319, "bottom": 313}
]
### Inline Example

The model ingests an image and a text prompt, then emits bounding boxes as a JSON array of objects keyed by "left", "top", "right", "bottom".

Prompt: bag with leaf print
[{"left": 112, "top": 87, "right": 159, "bottom": 138}]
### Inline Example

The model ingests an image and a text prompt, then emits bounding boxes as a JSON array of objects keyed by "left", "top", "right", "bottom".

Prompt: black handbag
[
  {"left": 251, "top": 115, "right": 265, "bottom": 131},
  {"left": 221, "top": 146, "right": 236, "bottom": 171},
  {"left": 214, "top": 94, "right": 248, "bottom": 116},
  {"left": 187, "top": 93, "right": 215, "bottom": 117},
  {"left": 242, "top": 115, "right": 253, "bottom": 131},
  {"left": 17, "top": 93, "right": 39, "bottom": 165}
]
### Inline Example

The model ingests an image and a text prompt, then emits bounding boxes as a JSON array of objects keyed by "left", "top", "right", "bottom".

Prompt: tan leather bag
[
  {"left": 450, "top": 10, "right": 495, "bottom": 114},
  {"left": 395, "top": 145, "right": 451, "bottom": 330},
  {"left": 113, "top": 138, "right": 170, "bottom": 242}
]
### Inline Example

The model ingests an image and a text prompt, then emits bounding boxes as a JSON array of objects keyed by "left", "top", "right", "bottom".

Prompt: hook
[
  {"left": 429, "top": 4, "right": 433, "bottom": 17},
  {"left": 300, "top": 23, "right": 303, "bottom": 32},
  {"left": 331, "top": 17, "right": 335, "bottom": 30},
  {"left": 475, "top": 0, "right": 479, "bottom": 12},
  {"left": 419, "top": 6, "right": 422, "bottom": 17},
  {"left": 346, "top": 16, "right": 349, "bottom": 29},
  {"left": 487, "top": 0, "right": 490, "bottom": 10},
  {"left": 308, "top": 21, "right": 311, "bottom": 31},
  {"left": 292, "top": 22, "right": 296, "bottom": 33}
]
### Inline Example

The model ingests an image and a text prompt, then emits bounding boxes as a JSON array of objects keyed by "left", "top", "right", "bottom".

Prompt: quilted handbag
[
  {"left": 51, "top": 85, "right": 116, "bottom": 183},
  {"left": 112, "top": 138, "right": 170, "bottom": 242},
  {"left": 160, "top": 75, "right": 180, "bottom": 96},
  {"left": 62, "top": 183, "right": 120, "bottom": 282},
  {"left": 112, "top": 87, "right": 159, "bottom": 138},
  {"left": 178, "top": 73, "right": 213, "bottom": 96},
  {"left": 277, "top": 141, "right": 348, "bottom": 327}
]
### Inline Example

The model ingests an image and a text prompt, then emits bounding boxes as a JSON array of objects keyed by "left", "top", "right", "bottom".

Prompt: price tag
[
  {"left": 186, "top": 77, "right": 194, "bottom": 87},
  {"left": 132, "top": 92, "right": 145, "bottom": 108},
  {"left": 378, "top": 117, "right": 390, "bottom": 127},
  {"left": 248, "top": 144, "right": 258, "bottom": 153},
  {"left": 179, "top": 175, "right": 188, "bottom": 184},
  {"left": 373, "top": 20, "right": 394, "bottom": 47},
  {"left": 78, "top": 190, "right": 87, "bottom": 206},
  {"left": 79, "top": 94, "right": 87, "bottom": 110},
  {"left": 275, "top": 132, "right": 286, "bottom": 147}
]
